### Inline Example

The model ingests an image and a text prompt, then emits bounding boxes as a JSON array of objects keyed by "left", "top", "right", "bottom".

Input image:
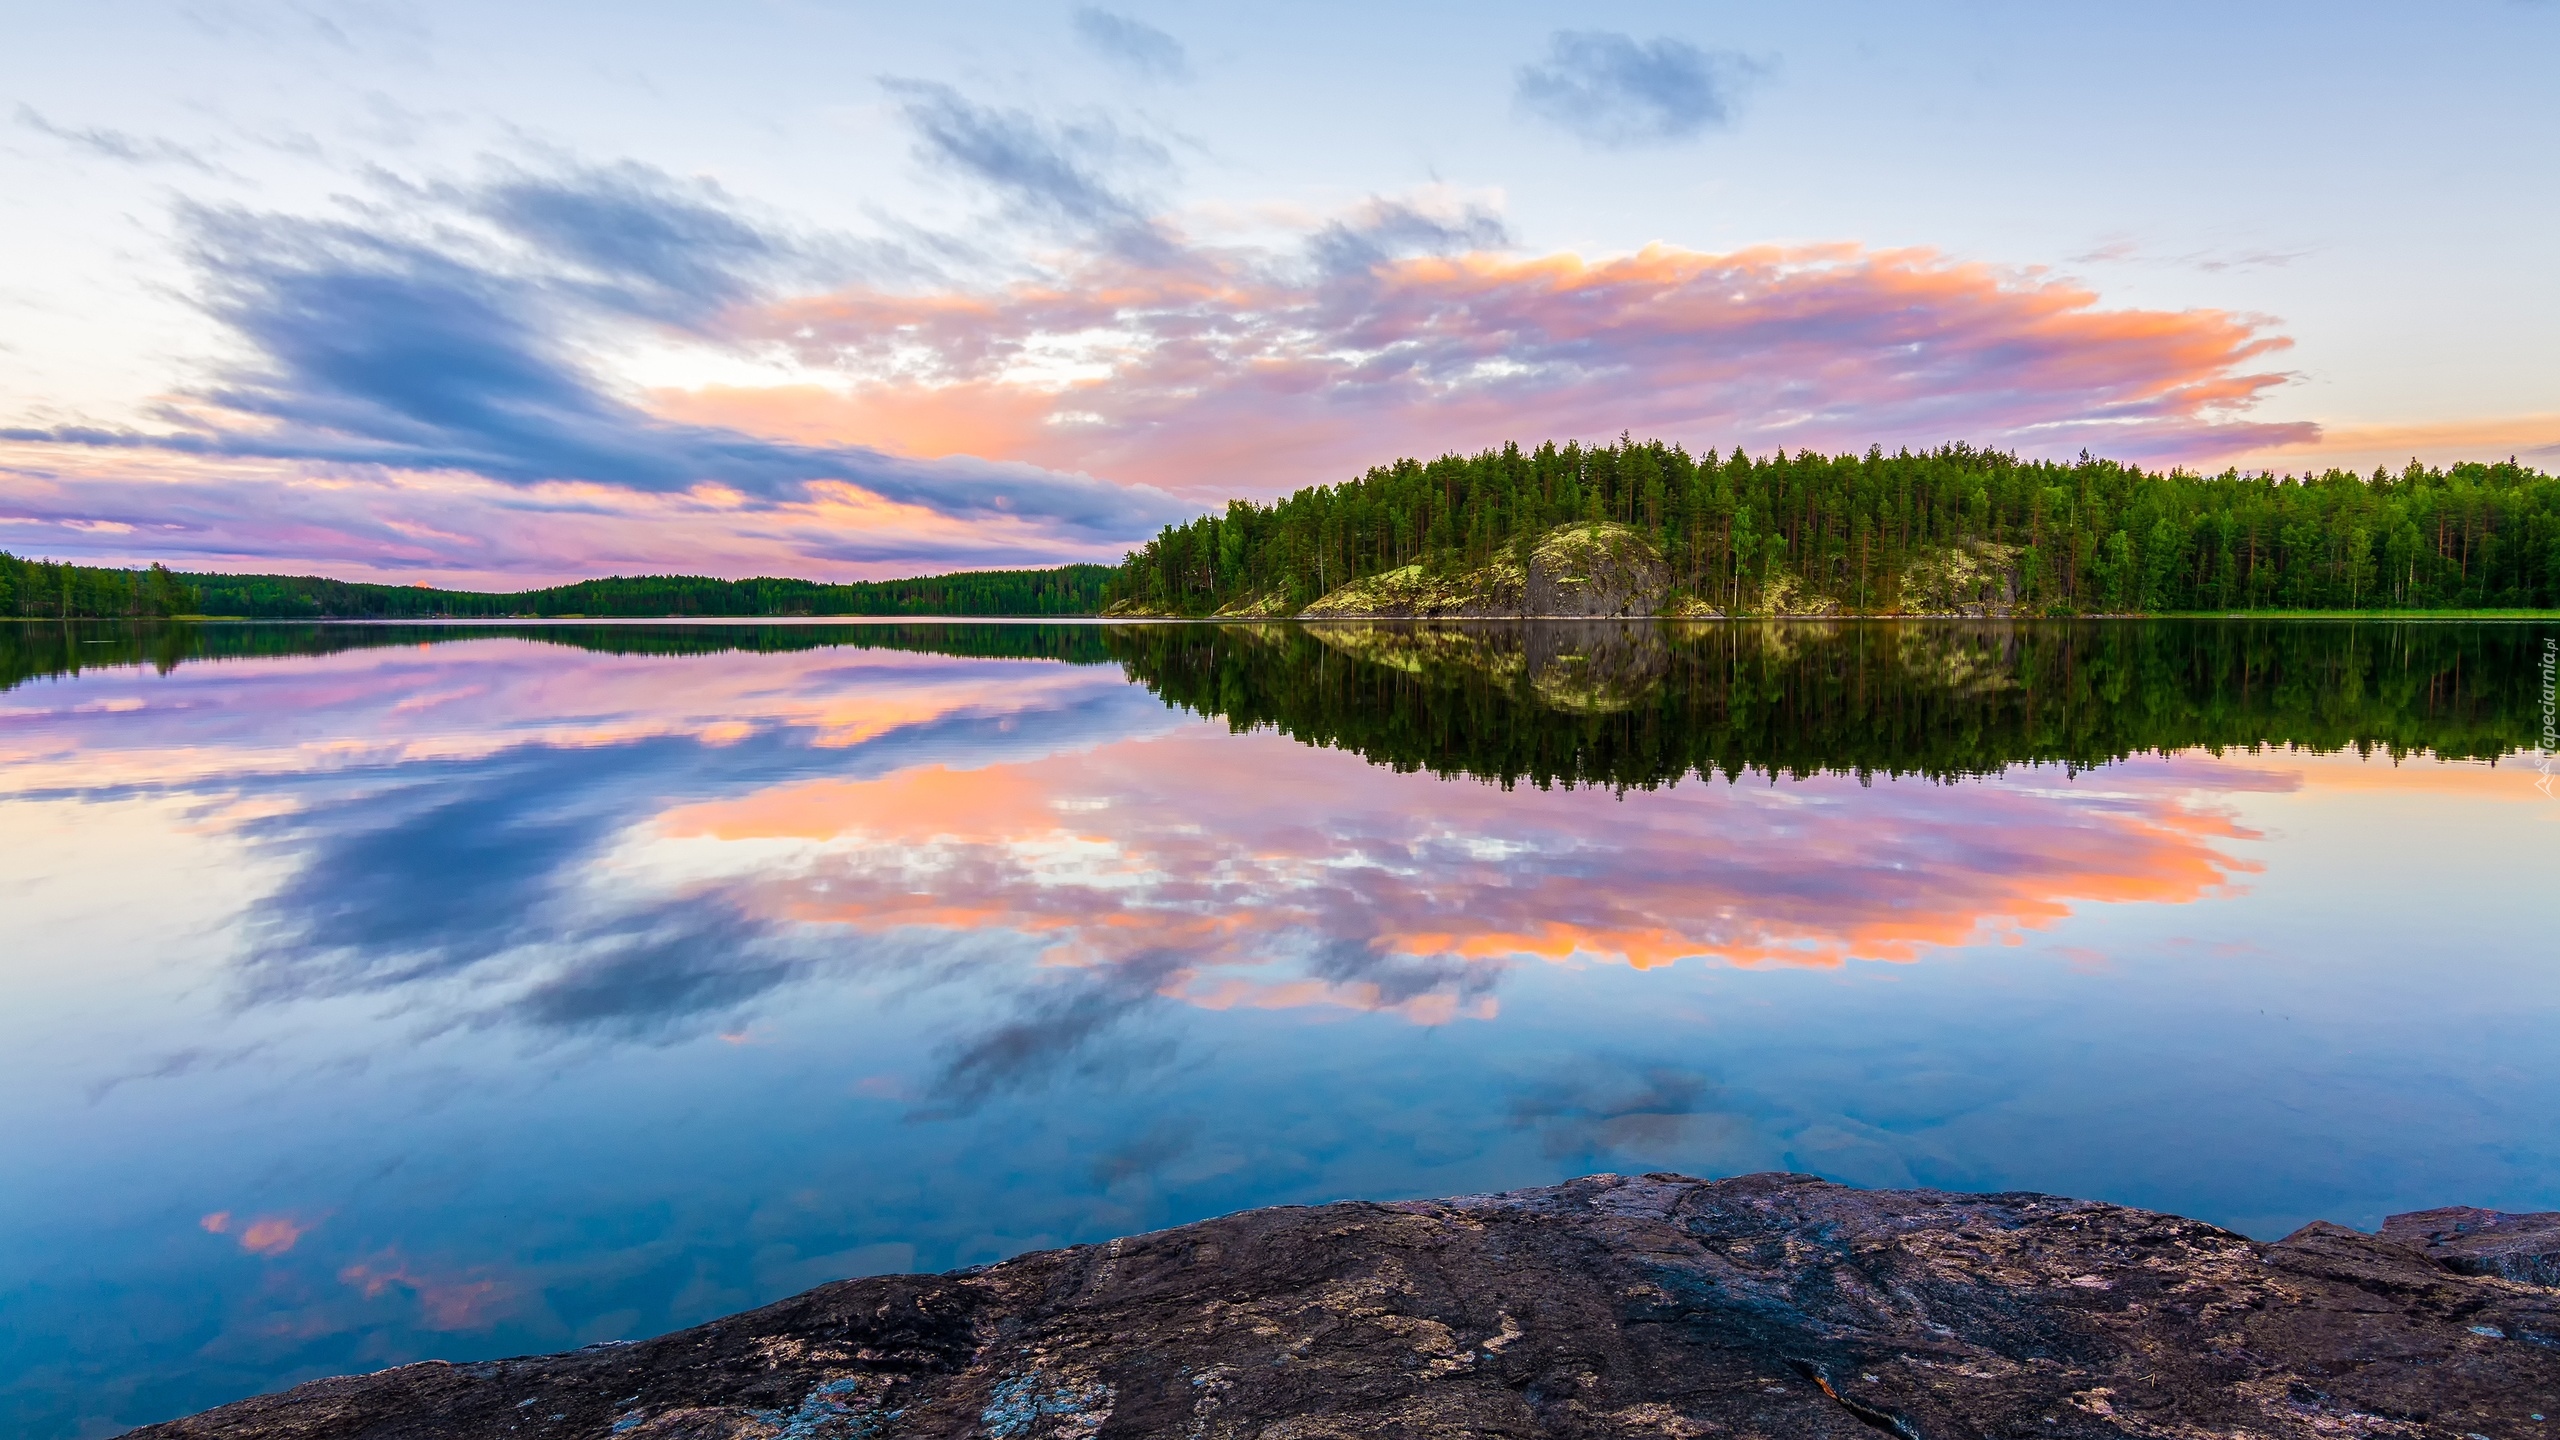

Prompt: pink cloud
[
  {"left": 0, "top": 443, "right": 1137, "bottom": 586},
  {"left": 684, "top": 239, "right": 2316, "bottom": 499}
]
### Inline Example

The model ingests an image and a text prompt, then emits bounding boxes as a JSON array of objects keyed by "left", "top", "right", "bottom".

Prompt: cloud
[
  {"left": 1306, "top": 195, "right": 1514, "bottom": 276},
  {"left": 726, "top": 237, "right": 2316, "bottom": 497},
  {"left": 0, "top": 445, "right": 1154, "bottom": 583},
  {"left": 13, "top": 104, "right": 214, "bottom": 171},
  {"left": 1514, "top": 31, "right": 1767, "bottom": 147},
  {"left": 0, "top": 139, "right": 2327, "bottom": 580},
  {"left": 0, "top": 169, "right": 1184, "bottom": 548},
  {"left": 1071, "top": 8, "right": 1190, "bottom": 81},
  {"left": 883, "top": 80, "right": 1172, "bottom": 257},
  {"left": 470, "top": 163, "right": 787, "bottom": 329},
  {"left": 2212, "top": 412, "right": 2560, "bottom": 475}
]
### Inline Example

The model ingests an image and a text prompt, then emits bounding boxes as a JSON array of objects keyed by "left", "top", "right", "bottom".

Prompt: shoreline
[{"left": 126, "top": 1172, "right": 2559, "bottom": 1440}]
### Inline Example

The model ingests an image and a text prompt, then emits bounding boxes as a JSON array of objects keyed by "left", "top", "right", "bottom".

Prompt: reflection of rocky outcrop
[
  {"left": 1522, "top": 622, "right": 1666, "bottom": 713},
  {"left": 1298, "top": 523, "right": 1669, "bottom": 619},
  {"left": 135, "top": 1173, "right": 2560, "bottom": 1440},
  {"left": 1306, "top": 620, "right": 1669, "bottom": 714}
]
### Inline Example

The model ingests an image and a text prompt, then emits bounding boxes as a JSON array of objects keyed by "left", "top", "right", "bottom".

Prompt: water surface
[{"left": 3, "top": 618, "right": 2553, "bottom": 1438}]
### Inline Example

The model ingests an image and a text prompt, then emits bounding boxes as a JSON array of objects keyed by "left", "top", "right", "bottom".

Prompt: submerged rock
[{"left": 126, "top": 1173, "right": 2558, "bottom": 1439}]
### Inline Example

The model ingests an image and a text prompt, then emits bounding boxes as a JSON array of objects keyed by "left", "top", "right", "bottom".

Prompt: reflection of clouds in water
[
  {"left": 1508, "top": 1062, "right": 1736, "bottom": 1164},
  {"left": 242, "top": 744, "right": 669, "bottom": 1000},
  {"left": 156, "top": 664, "right": 1176, "bottom": 1044},
  {"left": 670, "top": 732, "right": 2274, "bottom": 1048},
  {"left": 231, "top": 734, "right": 829, "bottom": 1042},
  {"left": 25, "top": 636, "right": 2273, "bottom": 1093},
  {"left": 917, "top": 950, "right": 1186, "bottom": 1116}
]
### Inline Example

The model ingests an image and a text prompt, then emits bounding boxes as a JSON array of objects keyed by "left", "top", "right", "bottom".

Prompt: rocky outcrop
[
  {"left": 1298, "top": 523, "right": 1670, "bottom": 620},
  {"left": 1295, "top": 559, "right": 1528, "bottom": 619},
  {"left": 126, "top": 1172, "right": 2559, "bottom": 1440},
  {"left": 1895, "top": 540, "right": 2030, "bottom": 617},
  {"left": 1523, "top": 523, "right": 1668, "bottom": 618},
  {"left": 2384, "top": 1206, "right": 2560, "bottom": 1288}
]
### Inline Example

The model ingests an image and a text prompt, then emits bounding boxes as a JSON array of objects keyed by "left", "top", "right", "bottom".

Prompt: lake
[{"left": 3, "top": 618, "right": 2554, "bottom": 1438}]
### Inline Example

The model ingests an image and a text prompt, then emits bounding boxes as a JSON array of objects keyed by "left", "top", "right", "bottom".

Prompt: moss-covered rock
[
  {"left": 1524, "top": 522, "right": 1669, "bottom": 617},
  {"left": 1896, "top": 539, "right": 2029, "bottom": 615},
  {"left": 1298, "top": 523, "right": 1669, "bottom": 619}
]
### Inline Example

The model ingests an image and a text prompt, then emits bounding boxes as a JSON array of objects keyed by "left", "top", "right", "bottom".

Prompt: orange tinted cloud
[
  {"left": 2216, "top": 412, "right": 2560, "bottom": 476},
  {"left": 706, "top": 240, "right": 2313, "bottom": 497},
  {"left": 0, "top": 440, "right": 1139, "bottom": 587}
]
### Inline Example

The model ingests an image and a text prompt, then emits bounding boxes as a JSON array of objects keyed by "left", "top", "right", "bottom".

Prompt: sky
[{"left": 2, "top": 0, "right": 2555, "bottom": 586}]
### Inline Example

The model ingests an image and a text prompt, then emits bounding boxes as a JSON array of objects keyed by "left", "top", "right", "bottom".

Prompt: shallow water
[{"left": 3, "top": 618, "right": 2554, "bottom": 1438}]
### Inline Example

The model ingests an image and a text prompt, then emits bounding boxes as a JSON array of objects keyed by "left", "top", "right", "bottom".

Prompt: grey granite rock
[{"left": 124, "top": 1173, "right": 2560, "bottom": 1440}]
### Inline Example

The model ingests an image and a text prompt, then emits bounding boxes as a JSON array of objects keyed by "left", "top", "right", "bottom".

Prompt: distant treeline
[
  {"left": 1106, "top": 619, "right": 2550, "bottom": 786},
  {"left": 0, "top": 620, "right": 1117, "bottom": 694},
  {"left": 1106, "top": 441, "right": 2560, "bottom": 614},
  {"left": 0, "top": 552, "right": 1114, "bottom": 619}
]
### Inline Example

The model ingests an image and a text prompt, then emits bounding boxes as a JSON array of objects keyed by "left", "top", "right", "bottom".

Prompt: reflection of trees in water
[
  {"left": 0, "top": 619, "right": 1119, "bottom": 692},
  {"left": 1107, "top": 619, "right": 2552, "bottom": 786}
]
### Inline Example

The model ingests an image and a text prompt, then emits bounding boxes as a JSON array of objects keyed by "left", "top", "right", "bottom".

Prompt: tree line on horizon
[
  {"left": 1105, "top": 440, "right": 2560, "bottom": 614},
  {"left": 0, "top": 553, "right": 1114, "bottom": 620}
]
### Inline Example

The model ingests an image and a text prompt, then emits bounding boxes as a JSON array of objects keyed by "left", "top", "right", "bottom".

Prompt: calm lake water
[{"left": 4, "top": 618, "right": 2555, "bottom": 1438}]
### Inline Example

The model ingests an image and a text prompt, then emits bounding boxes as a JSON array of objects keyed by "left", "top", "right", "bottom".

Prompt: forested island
[
  {"left": 1104, "top": 441, "right": 2560, "bottom": 616},
  {"left": 8, "top": 442, "right": 2556, "bottom": 620}
]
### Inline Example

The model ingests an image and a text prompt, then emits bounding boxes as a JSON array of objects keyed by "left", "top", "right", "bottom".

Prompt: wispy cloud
[
  {"left": 13, "top": 104, "right": 215, "bottom": 171},
  {"left": 1513, "top": 31, "right": 1768, "bottom": 147},
  {"left": 468, "top": 163, "right": 788, "bottom": 329},
  {"left": 1306, "top": 194, "right": 1514, "bottom": 275},
  {"left": 1071, "top": 8, "right": 1190, "bottom": 82},
  {"left": 883, "top": 79, "right": 1173, "bottom": 258},
  {"left": 2070, "top": 237, "right": 2316, "bottom": 274}
]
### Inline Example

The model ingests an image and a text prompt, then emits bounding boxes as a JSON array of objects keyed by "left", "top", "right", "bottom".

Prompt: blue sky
[{"left": 2, "top": 0, "right": 2554, "bottom": 582}]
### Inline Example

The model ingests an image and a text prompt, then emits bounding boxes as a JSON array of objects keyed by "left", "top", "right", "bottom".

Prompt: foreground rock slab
[{"left": 129, "top": 1173, "right": 2559, "bottom": 1439}]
